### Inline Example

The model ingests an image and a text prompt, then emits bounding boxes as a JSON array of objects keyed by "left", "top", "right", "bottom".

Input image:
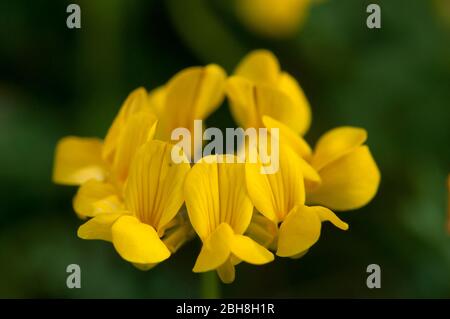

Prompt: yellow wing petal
[
  {"left": 53, "top": 136, "right": 105, "bottom": 185},
  {"left": 73, "top": 179, "right": 120, "bottom": 218},
  {"left": 234, "top": 49, "right": 280, "bottom": 85},
  {"left": 77, "top": 212, "right": 126, "bottom": 241},
  {"left": 307, "top": 146, "right": 380, "bottom": 211},
  {"left": 230, "top": 234, "right": 274, "bottom": 265},
  {"left": 155, "top": 64, "right": 226, "bottom": 140},
  {"left": 124, "top": 140, "right": 190, "bottom": 232},
  {"left": 217, "top": 259, "right": 236, "bottom": 284},
  {"left": 277, "top": 205, "right": 321, "bottom": 257},
  {"left": 311, "top": 126, "right": 367, "bottom": 171},
  {"left": 193, "top": 223, "right": 234, "bottom": 272},
  {"left": 111, "top": 215, "right": 171, "bottom": 264},
  {"left": 277, "top": 72, "right": 311, "bottom": 135},
  {"left": 103, "top": 87, "right": 152, "bottom": 163},
  {"left": 184, "top": 155, "right": 253, "bottom": 239}
]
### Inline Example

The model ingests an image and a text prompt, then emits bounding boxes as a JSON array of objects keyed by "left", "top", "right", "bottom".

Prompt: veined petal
[
  {"left": 52, "top": 137, "right": 105, "bottom": 185},
  {"left": 111, "top": 215, "right": 171, "bottom": 264},
  {"left": 193, "top": 223, "right": 234, "bottom": 272},
  {"left": 311, "top": 127, "right": 367, "bottom": 171},
  {"left": 112, "top": 111, "right": 158, "bottom": 184},
  {"left": 306, "top": 146, "right": 380, "bottom": 211},
  {"left": 77, "top": 212, "right": 126, "bottom": 242},
  {"left": 155, "top": 64, "right": 226, "bottom": 140},
  {"left": 245, "top": 145, "right": 305, "bottom": 223},
  {"left": 103, "top": 87, "right": 152, "bottom": 163},
  {"left": 73, "top": 179, "right": 119, "bottom": 218},
  {"left": 230, "top": 234, "right": 274, "bottom": 265},
  {"left": 313, "top": 206, "right": 349, "bottom": 230},
  {"left": 277, "top": 205, "right": 321, "bottom": 257},
  {"left": 124, "top": 141, "right": 190, "bottom": 231},
  {"left": 234, "top": 49, "right": 280, "bottom": 85},
  {"left": 184, "top": 155, "right": 253, "bottom": 240},
  {"left": 277, "top": 72, "right": 311, "bottom": 135}
]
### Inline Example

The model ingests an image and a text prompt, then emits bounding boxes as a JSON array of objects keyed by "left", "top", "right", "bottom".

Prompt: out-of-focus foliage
[{"left": 0, "top": 0, "right": 449, "bottom": 298}]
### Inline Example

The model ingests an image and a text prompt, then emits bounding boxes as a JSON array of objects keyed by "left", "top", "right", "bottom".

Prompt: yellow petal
[
  {"left": 103, "top": 87, "right": 152, "bottom": 163},
  {"left": 111, "top": 111, "right": 158, "bottom": 184},
  {"left": 306, "top": 146, "right": 380, "bottom": 211},
  {"left": 245, "top": 213, "right": 278, "bottom": 248},
  {"left": 111, "top": 215, "right": 171, "bottom": 264},
  {"left": 73, "top": 179, "right": 119, "bottom": 218},
  {"left": 245, "top": 145, "right": 305, "bottom": 222},
  {"left": 234, "top": 49, "right": 280, "bottom": 85},
  {"left": 77, "top": 212, "right": 125, "bottom": 241},
  {"left": 155, "top": 64, "right": 226, "bottom": 140},
  {"left": 125, "top": 140, "right": 190, "bottom": 231},
  {"left": 230, "top": 234, "right": 274, "bottom": 265},
  {"left": 184, "top": 155, "right": 253, "bottom": 240},
  {"left": 53, "top": 137, "right": 105, "bottom": 185},
  {"left": 277, "top": 206, "right": 321, "bottom": 257},
  {"left": 277, "top": 72, "right": 311, "bottom": 135},
  {"left": 311, "top": 127, "right": 367, "bottom": 171},
  {"left": 193, "top": 223, "right": 234, "bottom": 272},
  {"left": 148, "top": 86, "right": 166, "bottom": 117},
  {"left": 312, "top": 206, "right": 349, "bottom": 230},
  {"left": 217, "top": 259, "right": 236, "bottom": 284}
]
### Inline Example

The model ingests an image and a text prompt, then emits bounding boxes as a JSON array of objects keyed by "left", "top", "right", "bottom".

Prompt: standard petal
[
  {"left": 111, "top": 215, "right": 171, "bottom": 264},
  {"left": 230, "top": 234, "right": 274, "bottom": 265},
  {"left": 125, "top": 141, "right": 190, "bottom": 232},
  {"left": 102, "top": 87, "right": 152, "bottom": 163},
  {"left": 277, "top": 206, "right": 321, "bottom": 257},
  {"left": 311, "top": 126, "right": 367, "bottom": 171},
  {"left": 312, "top": 206, "right": 349, "bottom": 230},
  {"left": 155, "top": 64, "right": 226, "bottom": 140},
  {"left": 77, "top": 212, "right": 125, "bottom": 242},
  {"left": 193, "top": 223, "right": 234, "bottom": 272},
  {"left": 234, "top": 49, "right": 280, "bottom": 85},
  {"left": 184, "top": 155, "right": 253, "bottom": 239},
  {"left": 277, "top": 72, "right": 311, "bottom": 135},
  {"left": 73, "top": 179, "right": 119, "bottom": 218},
  {"left": 306, "top": 146, "right": 380, "bottom": 211},
  {"left": 53, "top": 137, "right": 105, "bottom": 185}
]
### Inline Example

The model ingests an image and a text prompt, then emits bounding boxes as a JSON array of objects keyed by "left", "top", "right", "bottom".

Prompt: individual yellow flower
[
  {"left": 77, "top": 140, "right": 191, "bottom": 269},
  {"left": 149, "top": 64, "right": 227, "bottom": 159},
  {"left": 235, "top": 0, "right": 313, "bottom": 38},
  {"left": 227, "top": 50, "right": 311, "bottom": 135},
  {"left": 53, "top": 88, "right": 158, "bottom": 218},
  {"left": 184, "top": 155, "right": 274, "bottom": 283},
  {"left": 245, "top": 142, "right": 348, "bottom": 258}
]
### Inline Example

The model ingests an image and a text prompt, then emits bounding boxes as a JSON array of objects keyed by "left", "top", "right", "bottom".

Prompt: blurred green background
[{"left": 0, "top": 0, "right": 449, "bottom": 298}]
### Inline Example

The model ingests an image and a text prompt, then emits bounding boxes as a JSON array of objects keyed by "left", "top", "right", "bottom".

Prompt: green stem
[{"left": 200, "top": 271, "right": 220, "bottom": 299}]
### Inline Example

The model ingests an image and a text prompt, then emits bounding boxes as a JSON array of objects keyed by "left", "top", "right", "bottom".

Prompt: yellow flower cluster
[{"left": 53, "top": 50, "right": 380, "bottom": 283}]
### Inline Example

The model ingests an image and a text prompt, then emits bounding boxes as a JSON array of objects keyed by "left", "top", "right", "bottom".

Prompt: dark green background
[{"left": 0, "top": 0, "right": 449, "bottom": 298}]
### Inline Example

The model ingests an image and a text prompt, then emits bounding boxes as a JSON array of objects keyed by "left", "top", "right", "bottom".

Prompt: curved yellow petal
[
  {"left": 53, "top": 137, "right": 105, "bottom": 185},
  {"left": 184, "top": 155, "right": 253, "bottom": 240},
  {"left": 245, "top": 213, "right": 278, "bottom": 248},
  {"left": 148, "top": 85, "right": 166, "bottom": 117},
  {"left": 234, "top": 49, "right": 280, "bottom": 85},
  {"left": 312, "top": 206, "right": 349, "bottom": 230},
  {"left": 111, "top": 215, "right": 171, "bottom": 264},
  {"left": 103, "top": 87, "right": 152, "bottom": 163},
  {"left": 73, "top": 179, "right": 119, "bottom": 218},
  {"left": 277, "top": 206, "right": 321, "bottom": 257},
  {"left": 125, "top": 140, "right": 190, "bottom": 232},
  {"left": 77, "top": 212, "right": 126, "bottom": 242},
  {"left": 111, "top": 111, "right": 158, "bottom": 184},
  {"left": 245, "top": 145, "right": 305, "bottom": 222},
  {"left": 230, "top": 234, "right": 274, "bottom": 265},
  {"left": 155, "top": 64, "right": 226, "bottom": 140},
  {"left": 217, "top": 259, "right": 236, "bottom": 284},
  {"left": 193, "top": 223, "right": 234, "bottom": 272},
  {"left": 277, "top": 72, "right": 311, "bottom": 135},
  {"left": 311, "top": 127, "right": 367, "bottom": 171},
  {"left": 306, "top": 146, "right": 380, "bottom": 211},
  {"left": 226, "top": 76, "right": 261, "bottom": 129}
]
